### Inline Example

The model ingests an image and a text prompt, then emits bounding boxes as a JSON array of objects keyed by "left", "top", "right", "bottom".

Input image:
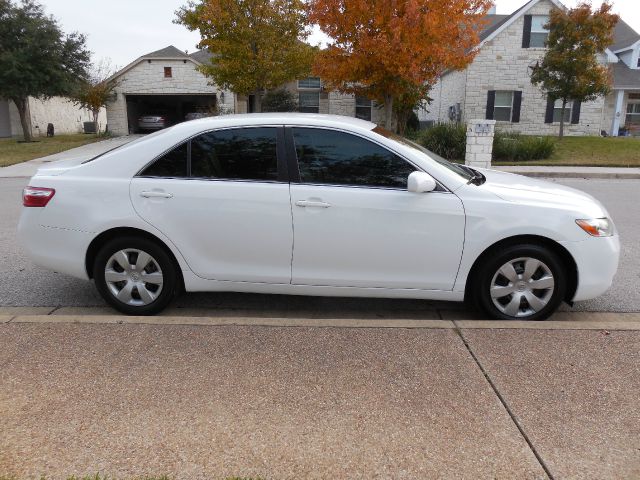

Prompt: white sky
[{"left": 39, "top": 0, "right": 640, "bottom": 69}]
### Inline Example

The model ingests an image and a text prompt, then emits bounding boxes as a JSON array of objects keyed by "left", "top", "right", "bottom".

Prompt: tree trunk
[
  {"left": 12, "top": 97, "right": 32, "bottom": 142},
  {"left": 384, "top": 94, "right": 394, "bottom": 130},
  {"left": 92, "top": 109, "right": 100, "bottom": 134},
  {"left": 254, "top": 91, "right": 263, "bottom": 113},
  {"left": 559, "top": 99, "right": 566, "bottom": 139}
]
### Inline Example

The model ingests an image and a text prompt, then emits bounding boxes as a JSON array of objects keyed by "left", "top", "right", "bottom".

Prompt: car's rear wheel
[
  {"left": 474, "top": 244, "right": 567, "bottom": 320},
  {"left": 93, "top": 236, "right": 177, "bottom": 315}
]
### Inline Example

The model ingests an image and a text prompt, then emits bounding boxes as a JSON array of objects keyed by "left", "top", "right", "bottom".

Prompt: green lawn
[
  {"left": 493, "top": 136, "right": 640, "bottom": 167},
  {"left": 0, "top": 134, "right": 104, "bottom": 168}
]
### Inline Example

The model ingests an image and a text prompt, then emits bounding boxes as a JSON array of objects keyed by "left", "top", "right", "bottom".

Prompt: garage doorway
[
  {"left": 0, "top": 99, "right": 11, "bottom": 138},
  {"left": 125, "top": 94, "right": 217, "bottom": 134}
]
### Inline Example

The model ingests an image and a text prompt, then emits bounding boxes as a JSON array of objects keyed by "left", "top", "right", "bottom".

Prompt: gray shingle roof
[
  {"left": 611, "top": 20, "right": 640, "bottom": 52},
  {"left": 143, "top": 45, "right": 190, "bottom": 59},
  {"left": 189, "top": 49, "right": 214, "bottom": 64},
  {"left": 612, "top": 62, "right": 640, "bottom": 89},
  {"left": 479, "top": 14, "right": 510, "bottom": 41}
]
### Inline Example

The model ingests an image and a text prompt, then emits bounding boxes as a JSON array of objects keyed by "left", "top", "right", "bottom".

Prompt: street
[{"left": 1, "top": 176, "right": 639, "bottom": 314}]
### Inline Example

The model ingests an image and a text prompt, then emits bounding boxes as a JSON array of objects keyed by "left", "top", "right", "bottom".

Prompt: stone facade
[
  {"left": 106, "top": 57, "right": 234, "bottom": 135},
  {"left": 2, "top": 96, "right": 105, "bottom": 138},
  {"left": 420, "top": 0, "right": 622, "bottom": 136}
]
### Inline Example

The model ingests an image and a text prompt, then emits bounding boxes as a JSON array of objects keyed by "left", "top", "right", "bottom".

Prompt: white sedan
[{"left": 18, "top": 114, "right": 620, "bottom": 320}]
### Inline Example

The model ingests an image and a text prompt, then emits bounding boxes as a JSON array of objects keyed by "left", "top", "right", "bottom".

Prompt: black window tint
[
  {"left": 191, "top": 127, "right": 278, "bottom": 181},
  {"left": 140, "top": 142, "right": 188, "bottom": 177},
  {"left": 292, "top": 128, "right": 415, "bottom": 188}
]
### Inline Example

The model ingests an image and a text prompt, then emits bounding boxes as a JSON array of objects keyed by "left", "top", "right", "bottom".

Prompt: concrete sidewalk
[{"left": 1, "top": 313, "right": 639, "bottom": 479}]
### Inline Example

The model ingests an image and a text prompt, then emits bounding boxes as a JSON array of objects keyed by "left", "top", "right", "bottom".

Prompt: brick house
[
  {"left": 106, "top": 46, "right": 387, "bottom": 135},
  {"left": 419, "top": 0, "right": 640, "bottom": 137}
]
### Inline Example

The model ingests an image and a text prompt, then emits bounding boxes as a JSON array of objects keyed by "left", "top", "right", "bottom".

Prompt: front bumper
[{"left": 560, "top": 234, "right": 620, "bottom": 302}]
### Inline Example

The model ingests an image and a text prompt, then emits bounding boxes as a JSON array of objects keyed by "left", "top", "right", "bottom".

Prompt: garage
[
  {"left": 104, "top": 46, "right": 235, "bottom": 136},
  {"left": 0, "top": 99, "right": 11, "bottom": 138},
  {"left": 125, "top": 94, "right": 217, "bottom": 133}
]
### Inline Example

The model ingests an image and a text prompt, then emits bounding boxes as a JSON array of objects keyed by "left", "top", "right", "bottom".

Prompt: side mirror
[{"left": 407, "top": 171, "right": 437, "bottom": 193}]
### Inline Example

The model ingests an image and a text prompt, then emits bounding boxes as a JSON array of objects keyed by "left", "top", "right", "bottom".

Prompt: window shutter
[
  {"left": 512, "top": 91, "right": 523, "bottom": 123},
  {"left": 522, "top": 15, "right": 532, "bottom": 48},
  {"left": 544, "top": 97, "right": 555, "bottom": 124},
  {"left": 486, "top": 90, "right": 496, "bottom": 120},
  {"left": 571, "top": 100, "right": 582, "bottom": 124}
]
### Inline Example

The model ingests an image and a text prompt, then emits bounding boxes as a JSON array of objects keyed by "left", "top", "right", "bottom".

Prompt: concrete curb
[
  {"left": 5, "top": 313, "right": 640, "bottom": 330},
  {"left": 495, "top": 166, "right": 640, "bottom": 179}
]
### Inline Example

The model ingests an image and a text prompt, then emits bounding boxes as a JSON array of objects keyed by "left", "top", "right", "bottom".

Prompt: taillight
[{"left": 23, "top": 187, "right": 55, "bottom": 207}]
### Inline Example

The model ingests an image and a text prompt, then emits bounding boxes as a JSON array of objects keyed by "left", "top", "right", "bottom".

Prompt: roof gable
[{"left": 108, "top": 45, "right": 204, "bottom": 82}]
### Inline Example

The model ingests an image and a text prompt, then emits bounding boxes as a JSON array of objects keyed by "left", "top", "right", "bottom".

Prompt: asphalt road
[{"left": 1, "top": 176, "right": 638, "bottom": 313}]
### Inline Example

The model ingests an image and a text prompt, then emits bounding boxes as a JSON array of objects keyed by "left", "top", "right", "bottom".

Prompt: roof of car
[{"left": 182, "top": 112, "right": 378, "bottom": 130}]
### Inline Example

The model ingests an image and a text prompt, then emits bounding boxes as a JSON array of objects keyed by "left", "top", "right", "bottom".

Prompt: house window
[
  {"left": 494, "top": 91, "right": 514, "bottom": 121},
  {"left": 298, "top": 77, "right": 321, "bottom": 89},
  {"left": 299, "top": 91, "right": 320, "bottom": 113},
  {"left": 164, "top": 67, "right": 172, "bottom": 78},
  {"left": 637, "top": 57, "right": 640, "bottom": 68},
  {"left": 553, "top": 99, "right": 573, "bottom": 123},
  {"left": 355, "top": 96, "right": 372, "bottom": 121},
  {"left": 627, "top": 103, "right": 640, "bottom": 125},
  {"left": 530, "top": 15, "right": 550, "bottom": 48}
]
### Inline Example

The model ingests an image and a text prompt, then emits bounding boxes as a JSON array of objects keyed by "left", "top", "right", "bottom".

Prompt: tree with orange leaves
[{"left": 308, "top": 0, "right": 491, "bottom": 130}]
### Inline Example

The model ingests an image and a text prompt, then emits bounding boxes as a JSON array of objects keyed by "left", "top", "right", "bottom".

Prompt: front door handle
[
  {"left": 295, "top": 200, "right": 331, "bottom": 208},
  {"left": 140, "top": 191, "right": 173, "bottom": 199}
]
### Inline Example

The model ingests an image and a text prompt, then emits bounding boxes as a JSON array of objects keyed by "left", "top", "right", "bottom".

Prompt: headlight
[{"left": 575, "top": 218, "right": 614, "bottom": 237}]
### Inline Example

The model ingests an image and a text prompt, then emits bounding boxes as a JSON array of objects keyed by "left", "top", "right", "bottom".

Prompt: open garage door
[{"left": 125, "top": 94, "right": 217, "bottom": 134}]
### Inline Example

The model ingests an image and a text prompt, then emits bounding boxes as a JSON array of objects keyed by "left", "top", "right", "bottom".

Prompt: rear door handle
[
  {"left": 140, "top": 191, "right": 173, "bottom": 199},
  {"left": 295, "top": 200, "right": 331, "bottom": 208}
]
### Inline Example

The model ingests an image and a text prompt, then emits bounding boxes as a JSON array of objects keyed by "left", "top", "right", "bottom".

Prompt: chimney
[{"left": 488, "top": 3, "right": 497, "bottom": 14}]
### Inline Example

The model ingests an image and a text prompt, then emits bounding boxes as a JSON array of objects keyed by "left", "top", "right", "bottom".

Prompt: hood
[{"left": 475, "top": 167, "right": 609, "bottom": 218}]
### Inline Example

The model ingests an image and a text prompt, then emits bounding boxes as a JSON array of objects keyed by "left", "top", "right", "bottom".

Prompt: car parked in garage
[
  {"left": 18, "top": 114, "right": 620, "bottom": 319},
  {"left": 138, "top": 112, "right": 170, "bottom": 131}
]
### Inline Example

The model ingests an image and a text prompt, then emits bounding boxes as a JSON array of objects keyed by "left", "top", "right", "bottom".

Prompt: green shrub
[
  {"left": 417, "top": 122, "right": 466, "bottom": 161},
  {"left": 493, "top": 132, "right": 555, "bottom": 161}
]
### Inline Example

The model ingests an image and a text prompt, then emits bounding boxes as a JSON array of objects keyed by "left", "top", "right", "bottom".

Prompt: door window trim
[
  {"left": 136, "top": 125, "right": 289, "bottom": 184},
  {"left": 284, "top": 125, "right": 449, "bottom": 193}
]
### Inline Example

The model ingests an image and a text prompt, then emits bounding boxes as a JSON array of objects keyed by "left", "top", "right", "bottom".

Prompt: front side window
[
  {"left": 292, "top": 128, "right": 415, "bottom": 189},
  {"left": 530, "top": 15, "right": 550, "bottom": 48},
  {"left": 190, "top": 127, "right": 278, "bottom": 181},
  {"left": 553, "top": 99, "right": 573, "bottom": 123},
  {"left": 355, "top": 96, "right": 372, "bottom": 121},
  {"left": 299, "top": 91, "right": 320, "bottom": 113},
  {"left": 494, "top": 91, "right": 514, "bottom": 121},
  {"left": 140, "top": 142, "right": 188, "bottom": 177}
]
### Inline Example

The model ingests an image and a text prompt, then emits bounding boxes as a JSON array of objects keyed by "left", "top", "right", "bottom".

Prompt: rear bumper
[
  {"left": 560, "top": 235, "right": 620, "bottom": 302},
  {"left": 18, "top": 209, "right": 92, "bottom": 280}
]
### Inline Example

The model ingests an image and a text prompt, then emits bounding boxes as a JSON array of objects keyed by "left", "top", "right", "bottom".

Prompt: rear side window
[
  {"left": 140, "top": 142, "right": 188, "bottom": 177},
  {"left": 292, "top": 128, "right": 415, "bottom": 188},
  {"left": 191, "top": 127, "right": 278, "bottom": 181}
]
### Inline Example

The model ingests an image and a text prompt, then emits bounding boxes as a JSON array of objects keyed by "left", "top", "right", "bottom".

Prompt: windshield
[{"left": 373, "top": 126, "right": 473, "bottom": 181}]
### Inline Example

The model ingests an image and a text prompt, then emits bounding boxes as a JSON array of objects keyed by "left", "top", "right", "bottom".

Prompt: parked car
[
  {"left": 184, "top": 112, "right": 211, "bottom": 121},
  {"left": 138, "top": 113, "right": 169, "bottom": 131},
  {"left": 18, "top": 114, "right": 620, "bottom": 319}
]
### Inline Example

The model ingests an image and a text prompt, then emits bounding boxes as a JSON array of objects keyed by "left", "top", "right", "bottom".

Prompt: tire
[
  {"left": 93, "top": 236, "right": 178, "bottom": 315},
  {"left": 473, "top": 243, "right": 567, "bottom": 321}
]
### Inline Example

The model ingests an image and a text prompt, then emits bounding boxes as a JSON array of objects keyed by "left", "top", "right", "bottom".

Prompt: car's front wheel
[
  {"left": 93, "top": 237, "right": 178, "bottom": 315},
  {"left": 475, "top": 244, "right": 567, "bottom": 320}
]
